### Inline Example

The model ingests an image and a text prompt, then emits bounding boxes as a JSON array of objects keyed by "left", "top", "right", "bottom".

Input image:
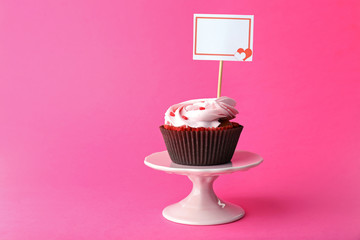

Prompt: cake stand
[{"left": 144, "top": 150, "right": 263, "bottom": 225}]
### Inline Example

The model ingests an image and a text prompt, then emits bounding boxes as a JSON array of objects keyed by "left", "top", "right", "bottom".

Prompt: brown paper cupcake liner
[{"left": 160, "top": 124, "right": 243, "bottom": 166}]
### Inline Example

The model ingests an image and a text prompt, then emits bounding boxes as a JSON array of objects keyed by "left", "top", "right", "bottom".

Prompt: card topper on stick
[{"left": 193, "top": 14, "right": 254, "bottom": 97}]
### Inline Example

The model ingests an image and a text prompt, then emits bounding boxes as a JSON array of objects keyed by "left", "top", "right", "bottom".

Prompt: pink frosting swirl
[{"left": 164, "top": 96, "right": 239, "bottom": 128}]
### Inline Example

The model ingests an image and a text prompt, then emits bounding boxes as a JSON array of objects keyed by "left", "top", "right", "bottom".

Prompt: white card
[{"left": 193, "top": 14, "right": 254, "bottom": 61}]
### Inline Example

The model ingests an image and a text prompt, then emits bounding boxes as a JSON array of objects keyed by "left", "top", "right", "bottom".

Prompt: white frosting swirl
[{"left": 164, "top": 96, "right": 238, "bottom": 128}]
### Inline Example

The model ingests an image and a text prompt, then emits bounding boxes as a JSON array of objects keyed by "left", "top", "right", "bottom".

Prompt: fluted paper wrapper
[{"left": 160, "top": 125, "right": 243, "bottom": 166}]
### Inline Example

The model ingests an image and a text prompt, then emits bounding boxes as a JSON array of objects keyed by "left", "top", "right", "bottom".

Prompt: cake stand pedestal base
[{"left": 162, "top": 175, "right": 245, "bottom": 225}]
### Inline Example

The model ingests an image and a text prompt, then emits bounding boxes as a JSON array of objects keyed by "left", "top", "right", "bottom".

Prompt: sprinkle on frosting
[{"left": 164, "top": 96, "right": 239, "bottom": 128}]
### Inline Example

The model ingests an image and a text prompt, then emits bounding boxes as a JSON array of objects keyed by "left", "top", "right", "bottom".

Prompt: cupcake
[{"left": 160, "top": 96, "right": 243, "bottom": 166}]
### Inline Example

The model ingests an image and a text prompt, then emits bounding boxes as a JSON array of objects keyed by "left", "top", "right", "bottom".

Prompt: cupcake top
[{"left": 164, "top": 96, "right": 239, "bottom": 128}]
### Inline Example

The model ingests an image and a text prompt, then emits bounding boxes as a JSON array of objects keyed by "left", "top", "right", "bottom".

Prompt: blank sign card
[{"left": 193, "top": 14, "right": 254, "bottom": 61}]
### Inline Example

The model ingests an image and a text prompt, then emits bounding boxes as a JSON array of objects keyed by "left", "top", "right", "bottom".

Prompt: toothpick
[{"left": 217, "top": 60, "right": 223, "bottom": 98}]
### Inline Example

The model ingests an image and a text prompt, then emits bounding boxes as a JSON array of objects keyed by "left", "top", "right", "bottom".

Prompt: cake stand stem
[{"left": 180, "top": 175, "right": 219, "bottom": 207}]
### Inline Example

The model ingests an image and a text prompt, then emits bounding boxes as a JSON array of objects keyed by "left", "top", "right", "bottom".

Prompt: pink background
[{"left": 0, "top": 0, "right": 359, "bottom": 239}]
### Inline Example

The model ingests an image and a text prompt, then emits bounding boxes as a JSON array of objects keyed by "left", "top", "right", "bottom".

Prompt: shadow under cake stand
[{"left": 144, "top": 150, "right": 263, "bottom": 225}]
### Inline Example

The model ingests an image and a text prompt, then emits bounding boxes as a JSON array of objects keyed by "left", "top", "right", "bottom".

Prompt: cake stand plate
[{"left": 144, "top": 150, "right": 263, "bottom": 225}]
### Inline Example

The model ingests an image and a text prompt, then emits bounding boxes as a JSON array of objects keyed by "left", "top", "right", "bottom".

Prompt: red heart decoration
[{"left": 236, "top": 48, "right": 252, "bottom": 61}]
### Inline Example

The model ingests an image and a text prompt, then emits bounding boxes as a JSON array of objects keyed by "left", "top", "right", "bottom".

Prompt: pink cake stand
[{"left": 144, "top": 150, "right": 263, "bottom": 225}]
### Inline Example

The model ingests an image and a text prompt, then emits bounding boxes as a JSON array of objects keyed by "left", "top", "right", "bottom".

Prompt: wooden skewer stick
[{"left": 217, "top": 60, "right": 223, "bottom": 98}]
